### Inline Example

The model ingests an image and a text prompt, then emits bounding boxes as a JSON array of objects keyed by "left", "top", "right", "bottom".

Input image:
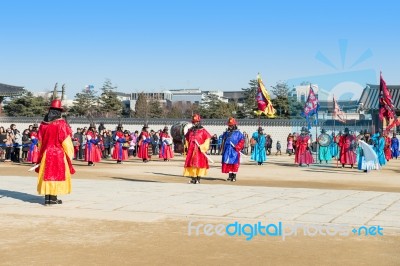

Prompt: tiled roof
[
  {"left": 0, "top": 83, "right": 25, "bottom": 97},
  {"left": 359, "top": 84, "right": 400, "bottom": 110}
]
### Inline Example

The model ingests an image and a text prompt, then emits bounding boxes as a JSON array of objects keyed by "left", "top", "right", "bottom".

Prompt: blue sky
[{"left": 0, "top": 0, "right": 399, "bottom": 99}]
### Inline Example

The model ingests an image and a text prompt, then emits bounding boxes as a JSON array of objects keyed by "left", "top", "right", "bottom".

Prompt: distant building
[
  {"left": 117, "top": 91, "right": 172, "bottom": 112},
  {"left": 167, "top": 88, "right": 202, "bottom": 104},
  {"left": 0, "top": 83, "right": 25, "bottom": 115},
  {"left": 223, "top": 91, "right": 246, "bottom": 104}
]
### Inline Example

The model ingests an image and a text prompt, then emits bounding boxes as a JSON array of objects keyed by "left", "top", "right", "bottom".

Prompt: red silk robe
[
  {"left": 183, "top": 126, "right": 211, "bottom": 177},
  {"left": 338, "top": 134, "right": 357, "bottom": 165},
  {"left": 36, "top": 119, "right": 75, "bottom": 196}
]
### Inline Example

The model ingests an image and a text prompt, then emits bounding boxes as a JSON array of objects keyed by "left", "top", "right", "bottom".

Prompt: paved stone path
[{"left": 1, "top": 176, "right": 400, "bottom": 231}]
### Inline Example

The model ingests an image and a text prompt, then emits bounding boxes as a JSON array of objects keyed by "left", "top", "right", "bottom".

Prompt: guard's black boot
[
  {"left": 232, "top": 173, "right": 236, "bottom": 182},
  {"left": 45, "top": 195, "right": 50, "bottom": 205},
  {"left": 196, "top": 177, "right": 201, "bottom": 184},
  {"left": 49, "top": 195, "right": 62, "bottom": 205},
  {"left": 189, "top": 178, "right": 197, "bottom": 184},
  {"left": 227, "top": 173, "right": 233, "bottom": 181}
]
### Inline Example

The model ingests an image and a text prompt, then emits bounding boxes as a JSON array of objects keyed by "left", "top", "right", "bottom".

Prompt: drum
[
  {"left": 170, "top": 121, "right": 193, "bottom": 153},
  {"left": 318, "top": 133, "right": 331, "bottom": 147}
]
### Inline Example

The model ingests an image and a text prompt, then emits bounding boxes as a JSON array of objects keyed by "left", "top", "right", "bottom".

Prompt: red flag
[
  {"left": 333, "top": 95, "right": 346, "bottom": 123},
  {"left": 379, "top": 72, "right": 400, "bottom": 132}
]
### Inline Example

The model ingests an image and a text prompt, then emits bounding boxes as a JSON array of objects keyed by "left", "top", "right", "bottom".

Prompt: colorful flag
[
  {"left": 253, "top": 73, "right": 276, "bottom": 118},
  {"left": 302, "top": 84, "right": 320, "bottom": 129},
  {"left": 379, "top": 72, "right": 400, "bottom": 131},
  {"left": 333, "top": 95, "right": 346, "bottom": 123},
  {"left": 85, "top": 85, "right": 94, "bottom": 92}
]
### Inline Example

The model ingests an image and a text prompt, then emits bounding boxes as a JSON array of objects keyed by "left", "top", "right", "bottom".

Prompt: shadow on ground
[
  {"left": 111, "top": 177, "right": 161, "bottom": 183},
  {"left": 0, "top": 189, "right": 43, "bottom": 205},
  {"left": 150, "top": 172, "right": 226, "bottom": 182}
]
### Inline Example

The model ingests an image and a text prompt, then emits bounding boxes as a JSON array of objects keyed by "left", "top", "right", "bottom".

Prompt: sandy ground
[
  {"left": 1, "top": 154, "right": 399, "bottom": 265},
  {"left": 1, "top": 154, "right": 400, "bottom": 192},
  {"left": 1, "top": 214, "right": 399, "bottom": 266}
]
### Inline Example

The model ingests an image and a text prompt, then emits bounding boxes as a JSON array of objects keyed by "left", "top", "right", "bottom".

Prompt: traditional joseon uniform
[
  {"left": 318, "top": 129, "right": 332, "bottom": 163},
  {"left": 250, "top": 127, "right": 266, "bottom": 165},
  {"left": 138, "top": 125, "right": 151, "bottom": 162},
  {"left": 338, "top": 130, "right": 357, "bottom": 168},
  {"left": 335, "top": 133, "right": 342, "bottom": 158},
  {"left": 357, "top": 139, "right": 380, "bottom": 172},
  {"left": 159, "top": 128, "right": 174, "bottom": 161},
  {"left": 85, "top": 126, "right": 101, "bottom": 166},
  {"left": 384, "top": 135, "right": 392, "bottom": 161},
  {"left": 391, "top": 135, "right": 399, "bottom": 159},
  {"left": 112, "top": 128, "right": 128, "bottom": 163},
  {"left": 372, "top": 133, "right": 386, "bottom": 167},
  {"left": 184, "top": 114, "right": 211, "bottom": 184},
  {"left": 27, "top": 127, "right": 39, "bottom": 163},
  {"left": 295, "top": 128, "right": 314, "bottom": 166},
  {"left": 329, "top": 133, "right": 339, "bottom": 159},
  {"left": 35, "top": 99, "right": 75, "bottom": 205},
  {"left": 221, "top": 118, "right": 245, "bottom": 182},
  {"left": 287, "top": 134, "right": 294, "bottom": 155}
]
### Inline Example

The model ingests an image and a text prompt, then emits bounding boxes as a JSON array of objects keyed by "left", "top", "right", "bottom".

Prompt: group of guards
[
  {"left": 31, "top": 98, "right": 399, "bottom": 204},
  {"left": 83, "top": 122, "right": 174, "bottom": 166}
]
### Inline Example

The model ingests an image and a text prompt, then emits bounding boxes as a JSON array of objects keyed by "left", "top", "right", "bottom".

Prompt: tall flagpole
[{"left": 315, "top": 114, "right": 318, "bottom": 163}]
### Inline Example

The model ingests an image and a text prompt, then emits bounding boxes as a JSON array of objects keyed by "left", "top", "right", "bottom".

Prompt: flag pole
[
  {"left": 333, "top": 118, "right": 336, "bottom": 134},
  {"left": 315, "top": 115, "right": 318, "bottom": 164}
]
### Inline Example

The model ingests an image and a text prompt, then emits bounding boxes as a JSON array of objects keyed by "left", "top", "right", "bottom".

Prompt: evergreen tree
[
  {"left": 238, "top": 79, "right": 258, "bottom": 118},
  {"left": 134, "top": 92, "right": 148, "bottom": 118},
  {"left": 4, "top": 91, "right": 48, "bottom": 117},
  {"left": 270, "top": 81, "right": 303, "bottom": 119},
  {"left": 148, "top": 98, "right": 163, "bottom": 118},
  {"left": 70, "top": 87, "right": 99, "bottom": 117},
  {"left": 99, "top": 79, "right": 123, "bottom": 117},
  {"left": 199, "top": 94, "right": 235, "bottom": 119}
]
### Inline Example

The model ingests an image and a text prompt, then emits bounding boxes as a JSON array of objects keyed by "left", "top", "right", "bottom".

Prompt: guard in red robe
[
  {"left": 112, "top": 123, "right": 128, "bottom": 163},
  {"left": 295, "top": 127, "right": 314, "bottom": 166},
  {"left": 159, "top": 126, "right": 174, "bottom": 161},
  {"left": 27, "top": 124, "right": 39, "bottom": 164},
  {"left": 221, "top": 117, "right": 245, "bottom": 182},
  {"left": 184, "top": 114, "right": 211, "bottom": 184},
  {"left": 384, "top": 133, "right": 392, "bottom": 161},
  {"left": 338, "top": 127, "right": 357, "bottom": 168},
  {"left": 35, "top": 99, "right": 75, "bottom": 205},
  {"left": 138, "top": 124, "right": 151, "bottom": 162},
  {"left": 85, "top": 123, "right": 101, "bottom": 166}
]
